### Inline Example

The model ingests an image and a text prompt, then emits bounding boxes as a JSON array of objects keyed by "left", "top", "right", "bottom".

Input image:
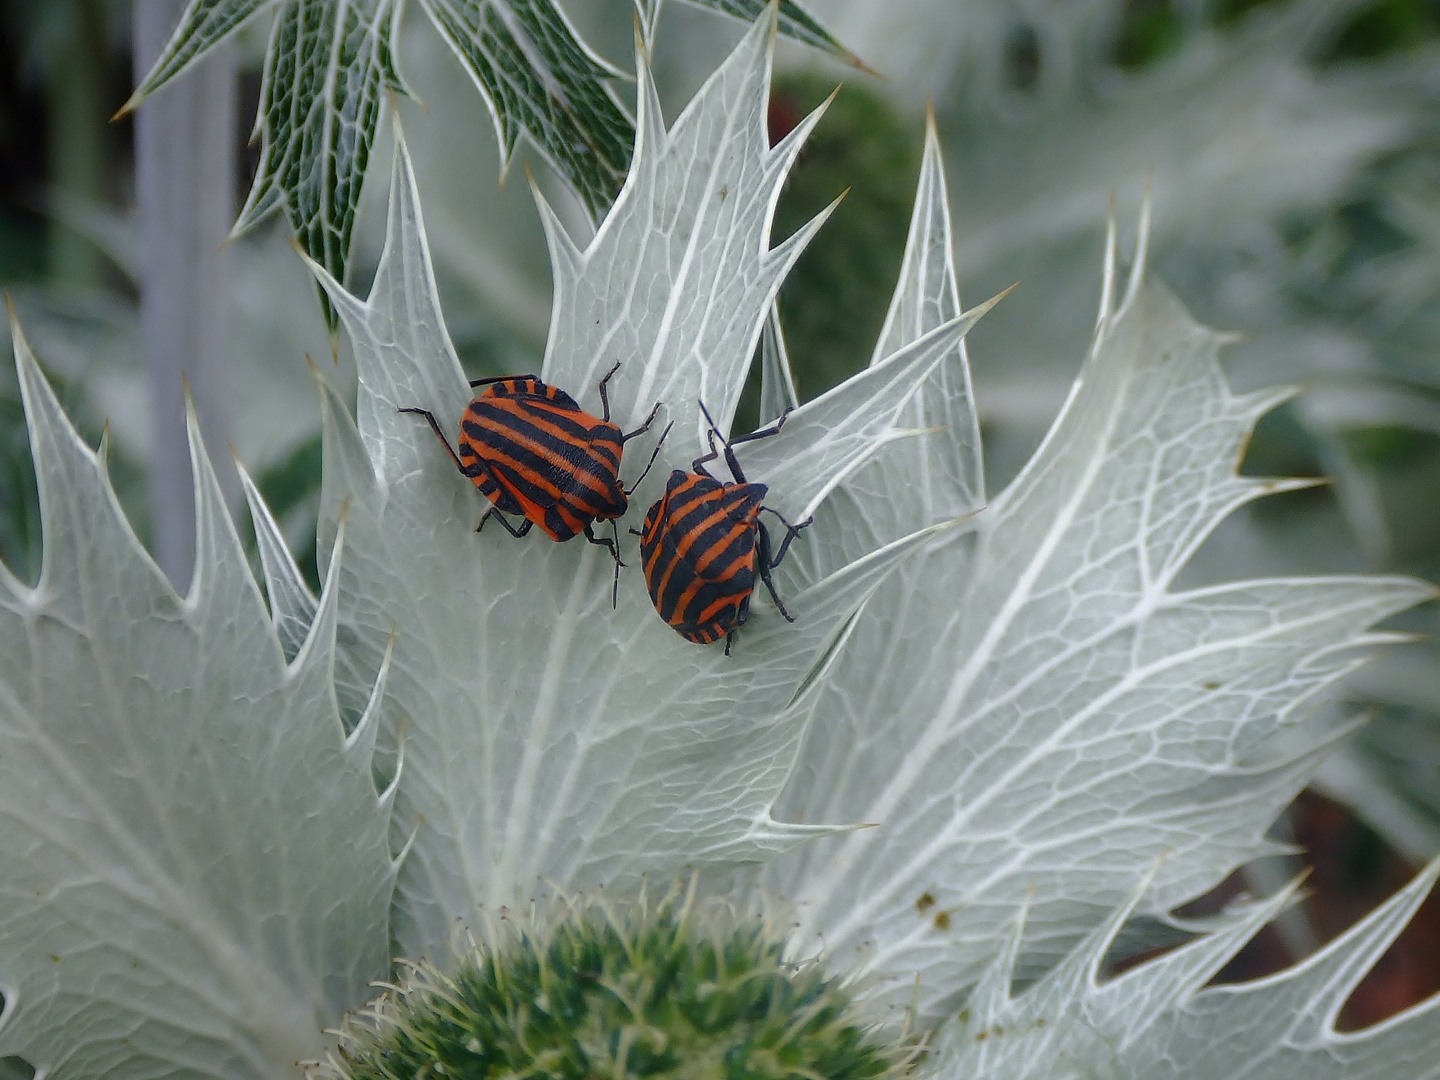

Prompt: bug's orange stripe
[
  {"left": 669, "top": 502, "right": 736, "bottom": 567},
  {"left": 473, "top": 405, "right": 618, "bottom": 504},
  {"left": 694, "top": 592, "right": 742, "bottom": 627}
]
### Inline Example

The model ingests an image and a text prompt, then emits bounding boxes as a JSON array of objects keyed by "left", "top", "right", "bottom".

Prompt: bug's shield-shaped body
[
  {"left": 639, "top": 469, "right": 768, "bottom": 644},
  {"left": 459, "top": 376, "right": 628, "bottom": 542}
]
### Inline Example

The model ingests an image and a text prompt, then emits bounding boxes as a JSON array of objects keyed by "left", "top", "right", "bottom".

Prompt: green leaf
[
  {"left": 419, "top": 0, "right": 634, "bottom": 221},
  {"left": 939, "top": 860, "right": 1440, "bottom": 1079},
  {"left": 239, "top": 0, "right": 404, "bottom": 336},
  {"left": 125, "top": 0, "right": 855, "bottom": 334},
  {"left": 124, "top": 0, "right": 277, "bottom": 108},
  {"left": 669, "top": 0, "right": 865, "bottom": 66},
  {"left": 0, "top": 313, "right": 397, "bottom": 1079}
]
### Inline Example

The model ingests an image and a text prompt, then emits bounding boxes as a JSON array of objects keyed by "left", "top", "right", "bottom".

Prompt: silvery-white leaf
[
  {"left": 757, "top": 304, "right": 798, "bottom": 427},
  {"left": 769, "top": 201, "right": 1432, "bottom": 1013},
  {"left": 299, "top": 14, "right": 950, "bottom": 962},
  {"left": 535, "top": 12, "right": 837, "bottom": 445},
  {"left": 937, "top": 860, "right": 1440, "bottom": 1079},
  {"left": 870, "top": 113, "right": 983, "bottom": 516},
  {"left": 764, "top": 118, "right": 985, "bottom": 596},
  {"left": 1182, "top": 471, "right": 1440, "bottom": 862},
  {"left": 240, "top": 460, "right": 320, "bottom": 663},
  {"left": 735, "top": 287, "right": 1006, "bottom": 526},
  {"left": 0, "top": 316, "right": 395, "bottom": 1080}
]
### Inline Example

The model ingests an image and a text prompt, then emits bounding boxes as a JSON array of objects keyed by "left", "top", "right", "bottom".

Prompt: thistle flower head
[{"left": 323, "top": 888, "right": 908, "bottom": 1080}]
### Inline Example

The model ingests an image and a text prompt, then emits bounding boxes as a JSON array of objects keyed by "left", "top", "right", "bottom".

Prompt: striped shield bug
[
  {"left": 400, "top": 363, "right": 670, "bottom": 605},
  {"left": 635, "top": 403, "right": 812, "bottom": 654}
]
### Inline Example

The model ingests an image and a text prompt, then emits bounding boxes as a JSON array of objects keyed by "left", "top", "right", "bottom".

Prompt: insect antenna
[
  {"left": 625, "top": 421, "right": 674, "bottom": 496},
  {"left": 469, "top": 373, "right": 540, "bottom": 389}
]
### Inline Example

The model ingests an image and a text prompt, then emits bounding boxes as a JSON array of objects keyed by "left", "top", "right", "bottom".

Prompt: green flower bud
[{"left": 320, "top": 887, "right": 910, "bottom": 1080}]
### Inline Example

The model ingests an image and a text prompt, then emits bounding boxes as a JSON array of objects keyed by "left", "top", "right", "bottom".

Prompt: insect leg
[
  {"left": 398, "top": 407, "right": 480, "bottom": 478},
  {"left": 596, "top": 361, "right": 623, "bottom": 422},
  {"left": 759, "top": 506, "right": 813, "bottom": 568},
  {"left": 694, "top": 401, "right": 792, "bottom": 482},
  {"left": 690, "top": 425, "right": 726, "bottom": 476},
  {"left": 621, "top": 400, "right": 664, "bottom": 443},
  {"left": 725, "top": 595, "right": 753, "bottom": 656},
  {"left": 584, "top": 522, "right": 625, "bottom": 609},
  {"left": 691, "top": 401, "right": 730, "bottom": 476},
  {"left": 477, "top": 508, "right": 533, "bottom": 538},
  {"left": 624, "top": 420, "right": 675, "bottom": 496},
  {"left": 724, "top": 408, "right": 793, "bottom": 481},
  {"left": 754, "top": 522, "right": 797, "bottom": 622},
  {"left": 729, "top": 407, "right": 791, "bottom": 446}
]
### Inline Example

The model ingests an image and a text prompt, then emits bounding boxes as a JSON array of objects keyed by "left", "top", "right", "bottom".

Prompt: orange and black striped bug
[
  {"left": 400, "top": 363, "right": 671, "bottom": 606},
  {"left": 634, "top": 403, "right": 812, "bottom": 654}
]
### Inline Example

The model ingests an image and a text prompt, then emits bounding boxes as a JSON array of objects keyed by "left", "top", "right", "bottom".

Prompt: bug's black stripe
[
  {"left": 458, "top": 444, "right": 524, "bottom": 515},
  {"left": 661, "top": 480, "right": 765, "bottom": 569},
  {"left": 679, "top": 621, "right": 726, "bottom": 645},
  {"left": 487, "top": 461, "right": 587, "bottom": 542},
  {"left": 467, "top": 397, "right": 597, "bottom": 446},
  {"left": 672, "top": 575, "right": 752, "bottom": 636},
  {"left": 660, "top": 540, "right": 755, "bottom": 632},
  {"left": 641, "top": 472, "right": 763, "bottom": 637},
  {"left": 639, "top": 478, "right": 679, "bottom": 547},
  {"left": 664, "top": 495, "right": 750, "bottom": 562},
  {"left": 484, "top": 459, "right": 584, "bottom": 537},
  {"left": 462, "top": 405, "right": 620, "bottom": 489},
  {"left": 648, "top": 518, "right": 743, "bottom": 633},
  {"left": 463, "top": 418, "right": 596, "bottom": 497},
  {"left": 462, "top": 412, "right": 626, "bottom": 517},
  {"left": 484, "top": 377, "right": 582, "bottom": 414},
  {"left": 544, "top": 503, "right": 585, "bottom": 542}
]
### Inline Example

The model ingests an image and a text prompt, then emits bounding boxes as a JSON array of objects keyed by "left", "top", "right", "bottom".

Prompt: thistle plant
[
  {"left": 123, "top": 0, "right": 858, "bottom": 333},
  {"left": 0, "top": 11, "right": 1437, "bottom": 1080},
  {"left": 323, "top": 886, "right": 907, "bottom": 1080}
]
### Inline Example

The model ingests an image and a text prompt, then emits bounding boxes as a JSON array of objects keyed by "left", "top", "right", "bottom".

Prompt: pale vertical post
[{"left": 132, "top": 0, "right": 237, "bottom": 587}]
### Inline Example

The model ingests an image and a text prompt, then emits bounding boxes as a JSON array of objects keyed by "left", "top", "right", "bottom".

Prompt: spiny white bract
[{"left": 0, "top": 9, "right": 1434, "bottom": 1080}]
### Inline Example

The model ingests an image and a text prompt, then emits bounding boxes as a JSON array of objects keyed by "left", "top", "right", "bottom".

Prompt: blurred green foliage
[
  {"left": 769, "top": 73, "right": 921, "bottom": 403},
  {"left": 0, "top": 386, "right": 40, "bottom": 584}
]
